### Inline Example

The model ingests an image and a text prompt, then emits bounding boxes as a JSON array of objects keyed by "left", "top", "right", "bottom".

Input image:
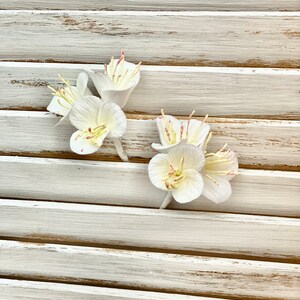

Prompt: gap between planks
[
  {"left": 1, "top": 62, "right": 299, "bottom": 119},
  {"left": 0, "top": 110, "right": 299, "bottom": 169},
  {"left": 0, "top": 156, "right": 299, "bottom": 217},
  {"left": 0, "top": 240, "right": 299, "bottom": 299},
  {"left": 0, "top": 199, "right": 299, "bottom": 263},
  {"left": 0, "top": 279, "right": 223, "bottom": 300}
]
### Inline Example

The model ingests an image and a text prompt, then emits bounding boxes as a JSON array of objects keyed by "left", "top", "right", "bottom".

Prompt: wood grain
[
  {"left": 0, "top": 156, "right": 299, "bottom": 217},
  {"left": 0, "top": 11, "right": 299, "bottom": 67},
  {"left": 0, "top": 279, "right": 215, "bottom": 300},
  {"left": 1, "top": 0, "right": 299, "bottom": 11},
  {"left": 0, "top": 111, "right": 299, "bottom": 167},
  {"left": 1, "top": 240, "right": 299, "bottom": 299},
  {"left": 1, "top": 199, "right": 299, "bottom": 260},
  {"left": 1, "top": 62, "right": 300, "bottom": 118}
]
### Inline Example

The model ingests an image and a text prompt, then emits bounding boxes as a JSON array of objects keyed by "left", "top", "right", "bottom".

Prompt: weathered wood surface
[
  {"left": 1, "top": 11, "right": 300, "bottom": 67},
  {"left": 0, "top": 156, "right": 299, "bottom": 217},
  {"left": 1, "top": 62, "right": 300, "bottom": 118},
  {"left": 0, "top": 279, "right": 215, "bottom": 300},
  {"left": 1, "top": 199, "right": 299, "bottom": 260},
  {"left": 1, "top": 0, "right": 299, "bottom": 11},
  {"left": 1, "top": 241, "right": 299, "bottom": 299},
  {"left": 0, "top": 111, "right": 299, "bottom": 167}
]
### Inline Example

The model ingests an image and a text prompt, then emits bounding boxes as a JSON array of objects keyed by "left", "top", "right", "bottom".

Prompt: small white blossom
[
  {"left": 202, "top": 135, "right": 239, "bottom": 203},
  {"left": 148, "top": 144, "right": 205, "bottom": 204},
  {"left": 152, "top": 110, "right": 210, "bottom": 153},
  {"left": 85, "top": 51, "right": 141, "bottom": 108},
  {"left": 47, "top": 73, "right": 91, "bottom": 120},
  {"left": 69, "top": 95, "right": 126, "bottom": 155}
]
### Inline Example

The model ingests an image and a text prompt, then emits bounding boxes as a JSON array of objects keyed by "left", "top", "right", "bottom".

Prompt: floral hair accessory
[
  {"left": 148, "top": 144, "right": 205, "bottom": 208},
  {"left": 152, "top": 110, "right": 210, "bottom": 153},
  {"left": 69, "top": 95, "right": 128, "bottom": 161},
  {"left": 149, "top": 111, "right": 239, "bottom": 208},
  {"left": 85, "top": 51, "right": 141, "bottom": 108},
  {"left": 47, "top": 72, "right": 92, "bottom": 124}
]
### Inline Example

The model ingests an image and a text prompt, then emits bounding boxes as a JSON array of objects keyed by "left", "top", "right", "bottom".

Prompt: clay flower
[
  {"left": 152, "top": 110, "right": 210, "bottom": 153},
  {"left": 148, "top": 144, "right": 205, "bottom": 208},
  {"left": 85, "top": 51, "right": 141, "bottom": 108},
  {"left": 202, "top": 134, "right": 239, "bottom": 203},
  {"left": 69, "top": 95, "right": 128, "bottom": 161},
  {"left": 47, "top": 73, "right": 91, "bottom": 122}
]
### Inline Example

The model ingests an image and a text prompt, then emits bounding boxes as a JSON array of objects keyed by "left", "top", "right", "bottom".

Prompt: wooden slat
[
  {"left": 1, "top": 1, "right": 299, "bottom": 11},
  {"left": 1, "top": 241, "right": 299, "bottom": 299},
  {"left": 1, "top": 11, "right": 299, "bottom": 67},
  {"left": 0, "top": 279, "right": 215, "bottom": 300},
  {"left": 1, "top": 199, "right": 299, "bottom": 261},
  {"left": 1, "top": 62, "right": 300, "bottom": 118},
  {"left": 0, "top": 156, "right": 299, "bottom": 217},
  {"left": 0, "top": 111, "right": 299, "bottom": 167}
]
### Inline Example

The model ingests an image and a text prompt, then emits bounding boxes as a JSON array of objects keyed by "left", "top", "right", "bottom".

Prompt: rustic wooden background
[{"left": 0, "top": 1, "right": 299, "bottom": 299}]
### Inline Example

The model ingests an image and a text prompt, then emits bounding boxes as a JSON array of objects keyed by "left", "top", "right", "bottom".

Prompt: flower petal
[
  {"left": 168, "top": 144, "right": 205, "bottom": 171},
  {"left": 172, "top": 169, "right": 203, "bottom": 203},
  {"left": 98, "top": 102, "right": 127, "bottom": 138},
  {"left": 70, "top": 130, "right": 100, "bottom": 155},
  {"left": 76, "top": 72, "right": 89, "bottom": 96},
  {"left": 100, "top": 87, "right": 136, "bottom": 108},
  {"left": 184, "top": 119, "right": 210, "bottom": 148},
  {"left": 202, "top": 175, "right": 232, "bottom": 203},
  {"left": 69, "top": 96, "right": 102, "bottom": 130},
  {"left": 151, "top": 139, "right": 187, "bottom": 153},
  {"left": 47, "top": 95, "right": 72, "bottom": 116},
  {"left": 148, "top": 153, "right": 170, "bottom": 191},
  {"left": 85, "top": 69, "right": 114, "bottom": 95},
  {"left": 156, "top": 114, "right": 182, "bottom": 146}
]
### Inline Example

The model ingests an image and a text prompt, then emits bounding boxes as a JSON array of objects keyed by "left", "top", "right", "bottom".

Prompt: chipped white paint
[
  {"left": 1, "top": 0, "right": 299, "bottom": 11},
  {"left": 0, "top": 279, "right": 214, "bottom": 300},
  {"left": 0, "top": 241, "right": 299, "bottom": 299},
  {"left": 0, "top": 111, "right": 299, "bottom": 167},
  {"left": 0, "top": 11, "right": 299, "bottom": 66},
  {"left": 1, "top": 62, "right": 300, "bottom": 117},
  {"left": 0, "top": 156, "right": 299, "bottom": 217},
  {"left": 0, "top": 199, "right": 299, "bottom": 259}
]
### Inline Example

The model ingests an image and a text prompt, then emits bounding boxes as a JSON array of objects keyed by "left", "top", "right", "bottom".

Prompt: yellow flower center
[
  {"left": 104, "top": 51, "right": 141, "bottom": 89},
  {"left": 48, "top": 75, "right": 78, "bottom": 107},
  {"left": 78, "top": 124, "right": 108, "bottom": 145},
  {"left": 160, "top": 109, "right": 207, "bottom": 145},
  {"left": 162, "top": 157, "right": 185, "bottom": 190},
  {"left": 205, "top": 145, "right": 238, "bottom": 177}
]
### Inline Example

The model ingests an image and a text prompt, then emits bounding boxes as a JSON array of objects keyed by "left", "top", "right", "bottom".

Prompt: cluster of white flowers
[
  {"left": 47, "top": 51, "right": 238, "bottom": 209},
  {"left": 47, "top": 51, "right": 140, "bottom": 161},
  {"left": 148, "top": 111, "right": 239, "bottom": 208}
]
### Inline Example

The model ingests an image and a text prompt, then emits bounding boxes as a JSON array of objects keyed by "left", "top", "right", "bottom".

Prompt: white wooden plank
[
  {"left": 1, "top": 199, "right": 299, "bottom": 260},
  {"left": 0, "top": 156, "right": 299, "bottom": 217},
  {"left": 1, "top": 0, "right": 299, "bottom": 11},
  {"left": 1, "top": 62, "right": 300, "bottom": 118},
  {"left": 0, "top": 111, "right": 299, "bottom": 167},
  {"left": 1, "top": 241, "right": 299, "bottom": 299},
  {"left": 0, "top": 279, "right": 215, "bottom": 300},
  {"left": 1, "top": 11, "right": 299, "bottom": 67}
]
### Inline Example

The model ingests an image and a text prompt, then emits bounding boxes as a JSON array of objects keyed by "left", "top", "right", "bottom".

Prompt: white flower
[
  {"left": 202, "top": 140, "right": 239, "bottom": 203},
  {"left": 148, "top": 144, "right": 205, "bottom": 204},
  {"left": 47, "top": 73, "right": 91, "bottom": 118},
  {"left": 85, "top": 51, "right": 141, "bottom": 108},
  {"left": 69, "top": 95, "right": 127, "bottom": 155},
  {"left": 152, "top": 110, "right": 210, "bottom": 153}
]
